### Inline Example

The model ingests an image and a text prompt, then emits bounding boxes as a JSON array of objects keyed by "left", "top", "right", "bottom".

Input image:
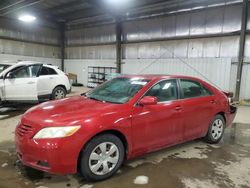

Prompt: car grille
[{"left": 17, "top": 124, "right": 34, "bottom": 137}]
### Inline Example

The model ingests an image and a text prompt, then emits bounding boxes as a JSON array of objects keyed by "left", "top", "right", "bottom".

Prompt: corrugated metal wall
[
  {"left": 122, "top": 58, "right": 232, "bottom": 91},
  {"left": 64, "top": 2, "right": 250, "bottom": 100},
  {"left": 0, "top": 17, "right": 60, "bottom": 58},
  {"left": 65, "top": 4, "right": 242, "bottom": 59}
]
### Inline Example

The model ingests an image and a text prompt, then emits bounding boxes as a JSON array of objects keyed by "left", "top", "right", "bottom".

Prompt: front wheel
[
  {"left": 79, "top": 134, "right": 124, "bottom": 182},
  {"left": 51, "top": 86, "right": 66, "bottom": 100},
  {"left": 204, "top": 114, "right": 225, "bottom": 144}
]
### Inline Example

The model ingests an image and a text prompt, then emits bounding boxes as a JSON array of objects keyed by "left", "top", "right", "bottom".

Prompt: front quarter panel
[{"left": 74, "top": 104, "right": 133, "bottom": 163}]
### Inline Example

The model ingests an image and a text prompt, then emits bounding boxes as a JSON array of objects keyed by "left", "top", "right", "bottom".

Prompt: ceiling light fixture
[
  {"left": 105, "top": 0, "right": 132, "bottom": 6},
  {"left": 18, "top": 15, "right": 36, "bottom": 22}
]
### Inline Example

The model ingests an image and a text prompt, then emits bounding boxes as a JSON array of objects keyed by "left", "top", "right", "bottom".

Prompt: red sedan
[{"left": 15, "top": 75, "right": 236, "bottom": 181}]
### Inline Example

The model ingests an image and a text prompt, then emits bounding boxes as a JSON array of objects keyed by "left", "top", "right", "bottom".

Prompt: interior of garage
[{"left": 0, "top": 0, "right": 250, "bottom": 188}]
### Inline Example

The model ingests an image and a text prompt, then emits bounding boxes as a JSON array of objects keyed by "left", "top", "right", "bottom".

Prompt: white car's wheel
[{"left": 51, "top": 86, "right": 66, "bottom": 100}]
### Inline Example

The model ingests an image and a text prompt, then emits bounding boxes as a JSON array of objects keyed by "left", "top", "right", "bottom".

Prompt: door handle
[
  {"left": 175, "top": 106, "right": 182, "bottom": 111},
  {"left": 49, "top": 77, "right": 54, "bottom": 79},
  {"left": 27, "top": 81, "right": 35, "bottom": 84}
]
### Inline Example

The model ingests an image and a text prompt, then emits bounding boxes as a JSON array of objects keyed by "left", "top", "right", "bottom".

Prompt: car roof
[
  {"left": 16, "top": 61, "right": 58, "bottom": 68},
  {"left": 119, "top": 74, "right": 202, "bottom": 81}
]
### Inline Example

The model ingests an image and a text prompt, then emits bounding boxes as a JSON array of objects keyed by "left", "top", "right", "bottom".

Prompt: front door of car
[
  {"left": 179, "top": 79, "right": 216, "bottom": 140},
  {"left": 3, "top": 64, "right": 41, "bottom": 101},
  {"left": 131, "top": 79, "right": 183, "bottom": 155}
]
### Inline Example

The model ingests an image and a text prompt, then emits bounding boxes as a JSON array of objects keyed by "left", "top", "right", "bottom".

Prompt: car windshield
[
  {"left": 86, "top": 77, "right": 150, "bottom": 104},
  {"left": 0, "top": 64, "right": 11, "bottom": 73}
]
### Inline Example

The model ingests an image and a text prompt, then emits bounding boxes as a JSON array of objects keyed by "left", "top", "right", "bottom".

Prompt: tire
[
  {"left": 79, "top": 134, "right": 125, "bottom": 182},
  {"left": 51, "top": 86, "right": 66, "bottom": 100},
  {"left": 204, "top": 114, "right": 225, "bottom": 144}
]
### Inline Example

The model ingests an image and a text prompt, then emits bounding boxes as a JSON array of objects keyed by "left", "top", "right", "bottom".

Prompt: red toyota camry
[{"left": 15, "top": 75, "right": 236, "bottom": 181}]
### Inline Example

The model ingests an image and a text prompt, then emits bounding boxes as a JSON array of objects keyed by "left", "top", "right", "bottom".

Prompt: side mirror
[{"left": 139, "top": 96, "right": 158, "bottom": 106}]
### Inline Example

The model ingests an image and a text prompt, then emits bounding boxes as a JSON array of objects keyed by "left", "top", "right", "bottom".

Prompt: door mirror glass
[{"left": 139, "top": 96, "right": 158, "bottom": 106}]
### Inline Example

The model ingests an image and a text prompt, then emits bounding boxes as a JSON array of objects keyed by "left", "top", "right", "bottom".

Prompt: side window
[
  {"left": 180, "top": 79, "right": 212, "bottom": 99},
  {"left": 40, "top": 66, "right": 57, "bottom": 76},
  {"left": 11, "top": 65, "right": 40, "bottom": 78},
  {"left": 145, "top": 80, "right": 178, "bottom": 102}
]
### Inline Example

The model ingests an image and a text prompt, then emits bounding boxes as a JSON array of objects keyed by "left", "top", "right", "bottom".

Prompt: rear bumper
[{"left": 225, "top": 105, "right": 237, "bottom": 127}]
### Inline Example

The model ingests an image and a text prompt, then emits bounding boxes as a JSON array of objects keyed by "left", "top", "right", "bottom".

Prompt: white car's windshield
[{"left": 86, "top": 77, "right": 150, "bottom": 104}]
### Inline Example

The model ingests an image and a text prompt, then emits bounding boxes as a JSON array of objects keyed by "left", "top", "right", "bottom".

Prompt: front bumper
[{"left": 15, "top": 130, "right": 79, "bottom": 174}]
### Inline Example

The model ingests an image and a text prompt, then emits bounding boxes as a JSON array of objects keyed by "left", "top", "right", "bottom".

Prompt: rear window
[
  {"left": 180, "top": 79, "right": 212, "bottom": 99},
  {"left": 40, "top": 66, "right": 57, "bottom": 75}
]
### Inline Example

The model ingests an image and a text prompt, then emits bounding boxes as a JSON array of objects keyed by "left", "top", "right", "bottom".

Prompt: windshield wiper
[{"left": 88, "top": 96, "right": 104, "bottom": 102}]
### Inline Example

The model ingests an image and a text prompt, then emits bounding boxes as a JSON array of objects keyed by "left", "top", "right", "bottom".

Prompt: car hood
[{"left": 22, "top": 96, "right": 124, "bottom": 127}]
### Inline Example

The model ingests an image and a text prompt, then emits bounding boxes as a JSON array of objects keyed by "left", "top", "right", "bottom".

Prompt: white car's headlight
[{"left": 33, "top": 126, "right": 80, "bottom": 139}]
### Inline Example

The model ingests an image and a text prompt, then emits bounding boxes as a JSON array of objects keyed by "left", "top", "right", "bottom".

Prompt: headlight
[{"left": 33, "top": 126, "right": 80, "bottom": 139}]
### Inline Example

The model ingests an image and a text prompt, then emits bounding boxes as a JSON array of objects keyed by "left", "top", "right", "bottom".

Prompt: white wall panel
[
  {"left": 0, "top": 39, "right": 60, "bottom": 58},
  {"left": 220, "top": 36, "right": 239, "bottom": 57},
  {"left": 203, "top": 38, "right": 220, "bottom": 57},
  {"left": 122, "top": 58, "right": 232, "bottom": 91},
  {"left": 0, "top": 54, "right": 61, "bottom": 68},
  {"left": 244, "top": 35, "right": 250, "bottom": 57},
  {"left": 64, "top": 59, "right": 115, "bottom": 85},
  {"left": 187, "top": 39, "right": 204, "bottom": 58},
  {"left": 240, "top": 63, "right": 250, "bottom": 100},
  {"left": 65, "top": 45, "right": 116, "bottom": 59},
  {"left": 229, "top": 63, "right": 238, "bottom": 96}
]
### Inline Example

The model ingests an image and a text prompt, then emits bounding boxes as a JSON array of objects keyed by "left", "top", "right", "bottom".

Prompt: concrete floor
[{"left": 0, "top": 87, "right": 250, "bottom": 188}]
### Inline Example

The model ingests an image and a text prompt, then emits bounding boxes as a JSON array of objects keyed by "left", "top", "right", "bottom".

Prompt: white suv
[{"left": 0, "top": 61, "right": 71, "bottom": 103}]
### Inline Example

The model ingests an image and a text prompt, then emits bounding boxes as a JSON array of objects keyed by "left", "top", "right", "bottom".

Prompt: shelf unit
[{"left": 87, "top": 66, "right": 117, "bottom": 88}]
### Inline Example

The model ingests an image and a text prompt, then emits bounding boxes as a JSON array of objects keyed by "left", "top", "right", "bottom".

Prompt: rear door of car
[
  {"left": 3, "top": 64, "right": 41, "bottom": 101},
  {"left": 178, "top": 79, "right": 216, "bottom": 140},
  {"left": 131, "top": 79, "right": 183, "bottom": 155},
  {"left": 37, "top": 66, "right": 58, "bottom": 96}
]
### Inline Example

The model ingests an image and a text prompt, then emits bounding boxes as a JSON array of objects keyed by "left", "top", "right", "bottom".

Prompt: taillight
[{"left": 223, "top": 91, "right": 234, "bottom": 104}]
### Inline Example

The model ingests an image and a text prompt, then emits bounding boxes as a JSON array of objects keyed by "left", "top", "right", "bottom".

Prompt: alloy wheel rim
[
  {"left": 89, "top": 142, "right": 119, "bottom": 175},
  {"left": 211, "top": 119, "right": 223, "bottom": 140},
  {"left": 55, "top": 89, "right": 65, "bottom": 99}
]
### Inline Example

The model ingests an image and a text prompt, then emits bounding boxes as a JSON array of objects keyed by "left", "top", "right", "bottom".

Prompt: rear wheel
[
  {"left": 204, "top": 114, "right": 225, "bottom": 144},
  {"left": 79, "top": 134, "right": 124, "bottom": 182},
  {"left": 51, "top": 86, "right": 66, "bottom": 100}
]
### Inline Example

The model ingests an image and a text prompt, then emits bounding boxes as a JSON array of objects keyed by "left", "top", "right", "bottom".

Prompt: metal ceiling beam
[
  {"left": 235, "top": 0, "right": 248, "bottom": 101},
  {"left": 0, "top": 0, "right": 43, "bottom": 15},
  {"left": 0, "top": 0, "right": 60, "bottom": 26},
  {"left": 46, "top": 0, "right": 89, "bottom": 14},
  {"left": 63, "top": 6, "right": 105, "bottom": 22},
  {"left": 0, "top": 0, "right": 25, "bottom": 11}
]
